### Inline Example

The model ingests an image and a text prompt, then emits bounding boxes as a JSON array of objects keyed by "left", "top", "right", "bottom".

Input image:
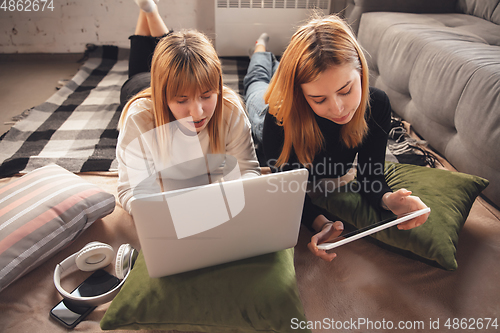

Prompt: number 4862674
[
  {"left": 1, "top": 0, "right": 54, "bottom": 11},
  {"left": 444, "top": 318, "right": 498, "bottom": 330}
]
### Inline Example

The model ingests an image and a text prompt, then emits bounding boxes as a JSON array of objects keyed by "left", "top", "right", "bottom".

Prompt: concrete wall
[
  {"left": 0, "top": 0, "right": 345, "bottom": 54},
  {"left": 0, "top": 0, "right": 215, "bottom": 53}
]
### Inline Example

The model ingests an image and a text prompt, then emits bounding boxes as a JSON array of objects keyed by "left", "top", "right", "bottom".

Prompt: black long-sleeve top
[{"left": 262, "top": 87, "right": 393, "bottom": 231}]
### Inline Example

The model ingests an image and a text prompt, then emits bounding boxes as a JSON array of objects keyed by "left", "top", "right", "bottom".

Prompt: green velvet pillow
[
  {"left": 101, "top": 248, "right": 310, "bottom": 333},
  {"left": 312, "top": 162, "right": 489, "bottom": 270}
]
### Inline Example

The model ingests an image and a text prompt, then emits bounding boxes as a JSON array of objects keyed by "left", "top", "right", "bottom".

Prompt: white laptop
[{"left": 130, "top": 169, "right": 309, "bottom": 278}]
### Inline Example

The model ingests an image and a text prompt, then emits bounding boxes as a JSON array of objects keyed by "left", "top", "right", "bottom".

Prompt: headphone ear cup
[
  {"left": 115, "top": 244, "right": 138, "bottom": 280},
  {"left": 115, "top": 244, "right": 128, "bottom": 280},
  {"left": 75, "top": 242, "right": 114, "bottom": 271}
]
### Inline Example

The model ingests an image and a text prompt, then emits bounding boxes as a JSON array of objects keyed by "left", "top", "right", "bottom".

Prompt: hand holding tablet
[{"left": 316, "top": 207, "right": 431, "bottom": 251}]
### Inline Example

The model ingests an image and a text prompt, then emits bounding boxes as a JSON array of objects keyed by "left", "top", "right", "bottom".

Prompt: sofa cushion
[
  {"left": 358, "top": 11, "right": 500, "bottom": 208},
  {"left": 344, "top": 0, "right": 458, "bottom": 35},
  {"left": 457, "top": 0, "right": 500, "bottom": 25},
  {"left": 427, "top": 13, "right": 500, "bottom": 46}
]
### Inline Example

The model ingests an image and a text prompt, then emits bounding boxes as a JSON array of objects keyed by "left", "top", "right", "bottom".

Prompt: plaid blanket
[
  {"left": 0, "top": 46, "right": 129, "bottom": 177},
  {"left": 0, "top": 46, "right": 432, "bottom": 178},
  {"left": 0, "top": 47, "right": 251, "bottom": 178}
]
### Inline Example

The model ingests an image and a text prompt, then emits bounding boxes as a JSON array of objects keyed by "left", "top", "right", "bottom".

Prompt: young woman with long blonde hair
[
  {"left": 244, "top": 14, "right": 428, "bottom": 261},
  {"left": 117, "top": 0, "right": 260, "bottom": 214}
]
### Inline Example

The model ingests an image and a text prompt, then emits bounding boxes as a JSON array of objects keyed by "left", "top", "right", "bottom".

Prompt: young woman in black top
[{"left": 244, "top": 15, "right": 429, "bottom": 261}]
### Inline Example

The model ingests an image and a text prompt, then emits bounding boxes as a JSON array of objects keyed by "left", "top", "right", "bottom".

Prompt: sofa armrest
[{"left": 345, "top": 0, "right": 458, "bottom": 34}]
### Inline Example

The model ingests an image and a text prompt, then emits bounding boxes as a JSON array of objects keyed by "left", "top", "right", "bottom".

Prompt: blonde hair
[
  {"left": 119, "top": 30, "right": 243, "bottom": 154},
  {"left": 265, "top": 14, "right": 370, "bottom": 167}
]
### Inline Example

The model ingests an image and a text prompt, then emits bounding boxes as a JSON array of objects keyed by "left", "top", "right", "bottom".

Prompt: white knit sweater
[{"left": 116, "top": 97, "right": 261, "bottom": 214}]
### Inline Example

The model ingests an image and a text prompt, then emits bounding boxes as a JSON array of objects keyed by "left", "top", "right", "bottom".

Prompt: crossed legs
[
  {"left": 134, "top": 2, "right": 169, "bottom": 37},
  {"left": 127, "top": 0, "right": 171, "bottom": 78},
  {"left": 121, "top": 0, "right": 171, "bottom": 104}
]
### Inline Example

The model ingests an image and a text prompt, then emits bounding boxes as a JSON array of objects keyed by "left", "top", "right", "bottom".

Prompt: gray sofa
[{"left": 344, "top": 0, "right": 500, "bottom": 207}]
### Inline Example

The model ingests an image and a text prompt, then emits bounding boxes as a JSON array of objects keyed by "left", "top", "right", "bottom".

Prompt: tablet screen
[{"left": 317, "top": 207, "right": 430, "bottom": 251}]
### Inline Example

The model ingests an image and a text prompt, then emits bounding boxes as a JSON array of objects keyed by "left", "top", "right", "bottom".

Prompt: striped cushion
[{"left": 0, "top": 164, "right": 115, "bottom": 292}]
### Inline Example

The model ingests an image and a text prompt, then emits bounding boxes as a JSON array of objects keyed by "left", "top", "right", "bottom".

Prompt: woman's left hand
[{"left": 382, "top": 189, "right": 429, "bottom": 230}]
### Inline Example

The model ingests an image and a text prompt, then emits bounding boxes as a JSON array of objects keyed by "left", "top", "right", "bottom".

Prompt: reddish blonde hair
[
  {"left": 265, "top": 14, "right": 370, "bottom": 167},
  {"left": 119, "top": 30, "right": 242, "bottom": 154}
]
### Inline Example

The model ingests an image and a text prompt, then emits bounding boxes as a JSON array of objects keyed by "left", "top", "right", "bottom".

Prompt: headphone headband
[{"left": 53, "top": 242, "right": 137, "bottom": 307}]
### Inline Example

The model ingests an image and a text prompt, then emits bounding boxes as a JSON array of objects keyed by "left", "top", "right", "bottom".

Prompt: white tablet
[{"left": 316, "top": 207, "right": 430, "bottom": 251}]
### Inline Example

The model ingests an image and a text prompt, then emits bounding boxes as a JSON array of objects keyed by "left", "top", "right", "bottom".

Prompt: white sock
[
  {"left": 135, "top": 0, "right": 157, "bottom": 13},
  {"left": 256, "top": 33, "right": 269, "bottom": 48}
]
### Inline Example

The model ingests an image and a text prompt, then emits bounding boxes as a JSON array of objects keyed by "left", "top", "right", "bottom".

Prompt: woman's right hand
[{"left": 307, "top": 221, "right": 344, "bottom": 262}]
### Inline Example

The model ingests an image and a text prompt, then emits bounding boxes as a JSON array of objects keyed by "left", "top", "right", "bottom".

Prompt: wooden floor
[{"left": 0, "top": 53, "right": 82, "bottom": 136}]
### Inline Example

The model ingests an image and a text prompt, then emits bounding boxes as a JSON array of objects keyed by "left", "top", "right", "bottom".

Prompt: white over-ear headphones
[{"left": 53, "top": 242, "right": 138, "bottom": 307}]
